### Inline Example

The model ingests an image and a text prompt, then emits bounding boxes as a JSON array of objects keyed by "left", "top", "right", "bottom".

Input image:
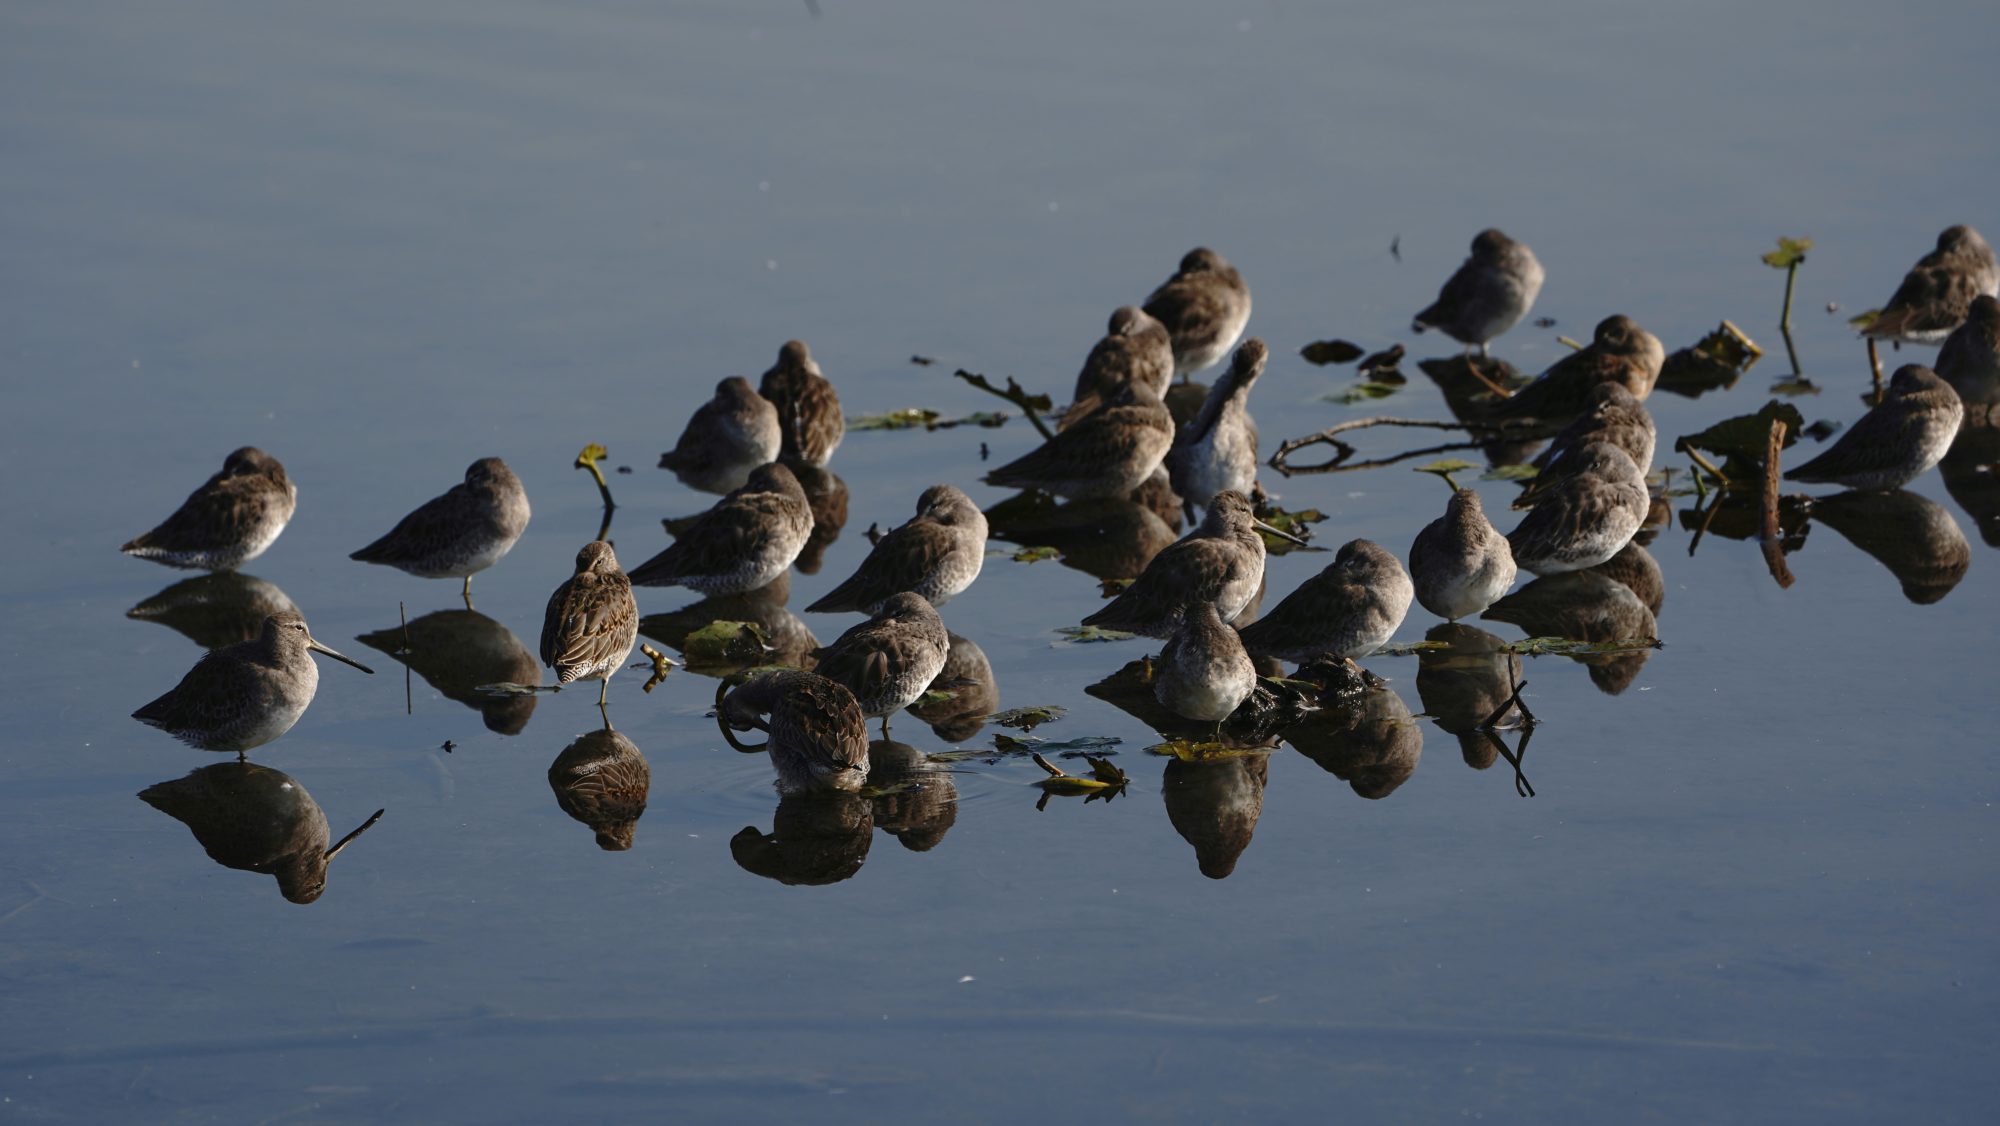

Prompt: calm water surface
[{"left": 3, "top": 1, "right": 1997, "bottom": 1120}]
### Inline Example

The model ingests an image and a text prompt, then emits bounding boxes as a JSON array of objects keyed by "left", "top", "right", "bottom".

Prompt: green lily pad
[
  {"left": 1321, "top": 380, "right": 1402, "bottom": 406},
  {"left": 1761, "top": 237, "right": 1813, "bottom": 268},
  {"left": 1011, "top": 545, "right": 1062, "bottom": 564},
  {"left": 1482, "top": 463, "right": 1540, "bottom": 481}
]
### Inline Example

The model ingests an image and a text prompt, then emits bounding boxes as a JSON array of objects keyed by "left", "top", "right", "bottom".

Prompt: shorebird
[
  {"left": 984, "top": 381, "right": 1174, "bottom": 500},
  {"left": 1412, "top": 228, "right": 1546, "bottom": 357},
  {"left": 132, "top": 610, "right": 374, "bottom": 754},
  {"left": 139, "top": 762, "right": 383, "bottom": 903},
  {"left": 1063, "top": 306, "right": 1176, "bottom": 428},
  {"left": 1143, "top": 247, "right": 1253, "bottom": 380},
  {"left": 1506, "top": 443, "right": 1649, "bottom": 575},
  {"left": 1409, "top": 489, "right": 1517, "bottom": 621},
  {"left": 349, "top": 457, "right": 531, "bottom": 599},
  {"left": 1166, "top": 338, "right": 1265, "bottom": 518},
  {"left": 809, "top": 592, "right": 950, "bottom": 735},
  {"left": 1937, "top": 294, "right": 2000, "bottom": 412},
  {"left": 1786, "top": 365, "right": 1963, "bottom": 490},
  {"left": 1862, "top": 225, "right": 2000, "bottom": 345},
  {"left": 548, "top": 727, "right": 651, "bottom": 850},
  {"left": 758, "top": 340, "right": 844, "bottom": 466},
  {"left": 1238, "top": 539, "right": 1414, "bottom": 663},
  {"left": 628, "top": 462, "right": 814, "bottom": 593},
  {"left": 540, "top": 541, "right": 640, "bottom": 707},
  {"left": 805, "top": 484, "right": 987, "bottom": 614},
  {"left": 1082, "top": 491, "right": 1309, "bottom": 639},
  {"left": 717, "top": 669, "right": 871, "bottom": 794},
  {"left": 1153, "top": 600, "right": 1256, "bottom": 724},
  {"left": 122, "top": 447, "right": 297, "bottom": 571},
  {"left": 1497, "top": 315, "right": 1665, "bottom": 421},
  {"left": 1529, "top": 382, "right": 1656, "bottom": 478},
  {"left": 659, "top": 376, "right": 782, "bottom": 494}
]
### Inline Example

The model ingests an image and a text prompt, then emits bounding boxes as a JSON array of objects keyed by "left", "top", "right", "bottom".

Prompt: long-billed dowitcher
[
  {"left": 805, "top": 485, "right": 987, "bottom": 614},
  {"left": 717, "top": 669, "right": 871, "bottom": 794},
  {"left": 540, "top": 541, "right": 640, "bottom": 706},
  {"left": 659, "top": 376, "right": 783, "bottom": 494},
  {"left": 349, "top": 457, "right": 531, "bottom": 599},
  {"left": 1409, "top": 489, "right": 1516, "bottom": 621},
  {"left": 1531, "top": 381, "right": 1656, "bottom": 476},
  {"left": 1167, "top": 338, "right": 1265, "bottom": 517},
  {"left": 1497, "top": 315, "right": 1665, "bottom": 421},
  {"left": 1063, "top": 306, "right": 1175, "bottom": 428},
  {"left": 985, "top": 381, "right": 1174, "bottom": 500},
  {"left": 132, "top": 610, "right": 375, "bottom": 754},
  {"left": 1937, "top": 294, "right": 2000, "bottom": 412},
  {"left": 1862, "top": 225, "right": 2000, "bottom": 345},
  {"left": 122, "top": 447, "right": 297, "bottom": 571},
  {"left": 1238, "top": 539, "right": 1413, "bottom": 663},
  {"left": 629, "top": 462, "right": 814, "bottom": 593},
  {"left": 549, "top": 726, "right": 651, "bottom": 850},
  {"left": 759, "top": 340, "right": 845, "bottom": 466},
  {"left": 1082, "top": 491, "right": 1306, "bottom": 638},
  {"left": 1143, "top": 247, "right": 1252, "bottom": 380},
  {"left": 809, "top": 592, "right": 950, "bottom": 735},
  {"left": 1412, "top": 229, "right": 1546, "bottom": 357},
  {"left": 139, "top": 762, "right": 382, "bottom": 903},
  {"left": 1786, "top": 365, "right": 1963, "bottom": 490},
  {"left": 1506, "top": 443, "right": 1649, "bottom": 575},
  {"left": 1153, "top": 600, "right": 1256, "bottom": 723},
  {"left": 905, "top": 631, "right": 999, "bottom": 743}
]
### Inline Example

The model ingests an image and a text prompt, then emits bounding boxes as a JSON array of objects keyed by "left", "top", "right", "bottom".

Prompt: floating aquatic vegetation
[
  {"left": 1761, "top": 237, "right": 1813, "bottom": 270},
  {"left": 1656, "top": 321, "right": 1763, "bottom": 399},
  {"left": 1030, "top": 753, "right": 1127, "bottom": 806},
  {"left": 1055, "top": 625, "right": 1137, "bottom": 643},
  {"left": 913, "top": 688, "right": 958, "bottom": 707},
  {"left": 1482, "top": 463, "right": 1539, "bottom": 482},
  {"left": 1506, "top": 636, "right": 1661, "bottom": 657},
  {"left": 636, "top": 643, "right": 677, "bottom": 693},
  {"left": 1009, "top": 545, "right": 1062, "bottom": 564},
  {"left": 573, "top": 443, "right": 615, "bottom": 511},
  {"left": 952, "top": 369, "right": 1055, "bottom": 439},
  {"left": 679, "top": 620, "right": 771, "bottom": 668},
  {"left": 847, "top": 408, "right": 1011, "bottom": 432},
  {"left": 909, "top": 355, "right": 937, "bottom": 367},
  {"left": 1321, "top": 379, "right": 1404, "bottom": 406},
  {"left": 1358, "top": 344, "right": 1406, "bottom": 378},
  {"left": 1373, "top": 640, "right": 1453, "bottom": 657},
  {"left": 1674, "top": 400, "right": 1806, "bottom": 484},
  {"left": 1144, "top": 740, "right": 1271, "bottom": 762},
  {"left": 985, "top": 705, "right": 1066, "bottom": 731},
  {"left": 995, "top": 733, "right": 1120, "bottom": 754},
  {"left": 1253, "top": 500, "right": 1328, "bottom": 554},
  {"left": 1300, "top": 339, "right": 1364, "bottom": 365}
]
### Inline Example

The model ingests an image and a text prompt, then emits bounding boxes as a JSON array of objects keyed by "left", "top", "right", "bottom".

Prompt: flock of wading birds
[{"left": 125, "top": 225, "right": 1999, "bottom": 806}]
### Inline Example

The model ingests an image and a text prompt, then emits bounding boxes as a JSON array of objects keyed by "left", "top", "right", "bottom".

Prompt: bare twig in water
[
  {"left": 1760, "top": 418, "right": 1795, "bottom": 589},
  {"left": 953, "top": 370, "right": 1054, "bottom": 440},
  {"left": 1269, "top": 416, "right": 1536, "bottom": 476},
  {"left": 1866, "top": 338, "right": 1884, "bottom": 399},
  {"left": 1557, "top": 336, "right": 1585, "bottom": 351}
]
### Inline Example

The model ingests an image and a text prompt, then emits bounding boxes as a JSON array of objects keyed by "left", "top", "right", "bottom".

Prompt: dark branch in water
[
  {"left": 953, "top": 369, "right": 1054, "bottom": 441},
  {"left": 1269, "top": 416, "right": 1538, "bottom": 476},
  {"left": 1760, "top": 418, "right": 1795, "bottom": 589}
]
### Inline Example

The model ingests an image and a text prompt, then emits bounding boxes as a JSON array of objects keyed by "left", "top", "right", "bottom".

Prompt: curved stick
[{"left": 1268, "top": 416, "right": 1537, "bottom": 476}]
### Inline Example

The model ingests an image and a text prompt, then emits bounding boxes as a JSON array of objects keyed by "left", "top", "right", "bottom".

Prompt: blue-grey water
[{"left": 3, "top": 1, "right": 1997, "bottom": 1120}]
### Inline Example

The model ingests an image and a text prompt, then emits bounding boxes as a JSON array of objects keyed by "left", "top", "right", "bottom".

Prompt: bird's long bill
[
  {"left": 308, "top": 637, "right": 376, "bottom": 674},
  {"left": 325, "top": 808, "right": 386, "bottom": 860},
  {"left": 1251, "top": 518, "right": 1318, "bottom": 548}
]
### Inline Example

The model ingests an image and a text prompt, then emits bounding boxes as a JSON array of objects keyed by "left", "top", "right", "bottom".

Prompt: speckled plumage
[
  {"left": 659, "top": 376, "right": 783, "bottom": 494},
  {"left": 1063, "top": 306, "right": 1176, "bottom": 429},
  {"left": 132, "top": 610, "right": 375, "bottom": 754},
  {"left": 809, "top": 592, "right": 950, "bottom": 725},
  {"left": 1081, "top": 491, "right": 1273, "bottom": 639},
  {"left": 1143, "top": 247, "right": 1252, "bottom": 379},
  {"left": 539, "top": 541, "right": 640, "bottom": 704},
  {"left": 1412, "top": 229, "right": 1545, "bottom": 356},
  {"left": 1409, "top": 489, "right": 1517, "bottom": 621},
  {"left": 985, "top": 381, "right": 1174, "bottom": 500},
  {"left": 122, "top": 447, "right": 297, "bottom": 571},
  {"left": 1238, "top": 539, "right": 1413, "bottom": 662},
  {"left": 719, "top": 669, "right": 871, "bottom": 794},
  {"left": 1154, "top": 601, "right": 1256, "bottom": 723},
  {"left": 1862, "top": 225, "right": 2000, "bottom": 345},
  {"left": 350, "top": 458, "right": 530, "bottom": 593},
  {"left": 629, "top": 462, "right": 814, "bottom": 593},
  {"left": 806, "top": 485, "right": 987, "bottom": 614},
  {"left": 1936, "top": 295, "right": 2000, "bottom": 411},
  {"left": 1527, "top": 382, "right": 1656, "bottom": 480},
  {"left": 758, "top": 340, "right": 844, "bottom": 466},
  {"left": 1166, "top": 338, "right": 1264, "bottom": 514},
  {"left": 1497, "top": 315, "right": 1664, "bottom": 421},
  {"left": 548, "top": 727, "right": 651, "bottom": 850},
  {"left": 1786, "top": 365, "right": 1963, "bottom": 490},
  {"left": 1506, "top": 443, "right": 1649, "bottom": 575}
]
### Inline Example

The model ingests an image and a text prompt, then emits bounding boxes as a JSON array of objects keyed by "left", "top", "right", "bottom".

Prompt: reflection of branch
[
  {"left": 1760, "top": 419, "right": 1795, "bottom": 589},
  {"left": 954, "top": 370, "right": 1053, "bottom": 440},
  {"left": 1269, "top": 416, "right": 1535, "bottom": 476}
]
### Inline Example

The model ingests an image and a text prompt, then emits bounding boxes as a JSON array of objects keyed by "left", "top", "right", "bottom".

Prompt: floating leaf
[
  {"left": 1144, "top": 739, "right": 1270, "bottom": 762},
  {"left": 680, "top": 620, "right": 770, "bottom": 666},
  {"left": 1657, "top": 322, "right": 1763, "bottom": 399},
  {"left": 1300, "top": 339, "right": 1365, "bottom": 365},
  {"left": 985, "top": 705, "right": 1067, "bottom": 731},
  {"left": 1011, "top": 545, "right": 1062, "bottom": 564},
  {"left": 1481, "top": 463, "right": 1540, "bottom": 481},
  {"left": 1321, "top": 380, "right": 1404, "bottom": 406},
  {"left": 1055, "top": 625, "right": 1137, "bottom": 643},
  {"left": 1357, "top": 343, "right": 1406, "bottom": 377},
  {"left": 1674, "top": 401, "right": 1806, "bottom": 474},
  {"left": 1761, "top": 237, "right": 1813, "bottom": 269},
  {"left": 848, "top": 408, "right": 942, "bottom": 431},
  {"left": 1370, "top": 640, "right": 1453, "bottom": 657},
  {"left": 1505, "top": 636, "right": 1662, "bottom": 656},
  {"left": 1029, "top": 751, "right": 1125, "bottom": 801},
  {"left": 1084, "top": 754, "right": 1126, "bottom": 785},
  {"left": 913, "top": 689, "right": 958, "bottom": 706},
  {"left": 1414, "top": 458, "right": 1479, "bottom": 476},
  {"left": 941, "top": 411, "right": 1010, "bottom": 429}
]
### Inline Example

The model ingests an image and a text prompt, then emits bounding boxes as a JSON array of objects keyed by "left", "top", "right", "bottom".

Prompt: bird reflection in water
[
  {"left": 866, "top": 739, "right": 959, "bottom": 853},
  {"left": 1413, "top": 624, "right": 1536, "bottom": 794},
  {"left": 138, "top": 762, "right": 382, "bottom": 903},
  {"left": 905, "top": 632, "right": 1000, "bottom": 743},
  {"left": 731, "top": 792, "right": 873, "bottom": 886},
  {"left": 356, "top": 609, "right": 541, "bottom": 734},
  {"left": 1808, "top": 489, "right": 1971, "bottom": 604},
  {"left": 1939, "top": 418, "right": 2000, "bottom": 547},
  {"left": 1162, "top": 753, "right": 1269, "bottom": 879},
  {"left": 1484, "top": 569, "right": 1658, "bottom": 695},
  {"left": 984, "top": 494, "right": 1179, "bottom": 586},
  {"left": 786, "top": 462, "right": 848, "bottom": 575},
  {"left": 126, "top": 571, "right": 299, "bottom": 649},
  {"left": 638, "top": 571, "right": 820, "bottom": 671},
  {"left": 1282, "top": 682, "right": 1424, "bottom": 799},
  {"left": 548, "top": 726, "right": 651, "bottom": 851}
]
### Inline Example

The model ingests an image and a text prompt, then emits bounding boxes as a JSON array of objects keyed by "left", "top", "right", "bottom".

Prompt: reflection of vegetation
[
  {"left": 985, "top": 705, "right": 1066, "bottom": 731},
  {"left": 1030, "top": 752, "right": 1127, "bottom": 808}
]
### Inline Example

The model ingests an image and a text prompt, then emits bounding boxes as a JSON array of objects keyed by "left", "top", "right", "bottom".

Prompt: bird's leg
[
  {"left": 598, "top": 679, "right": 609, "bottom": 707},
  {"left": 462, "top": 575, "right": 474, "bottom": 608}
]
